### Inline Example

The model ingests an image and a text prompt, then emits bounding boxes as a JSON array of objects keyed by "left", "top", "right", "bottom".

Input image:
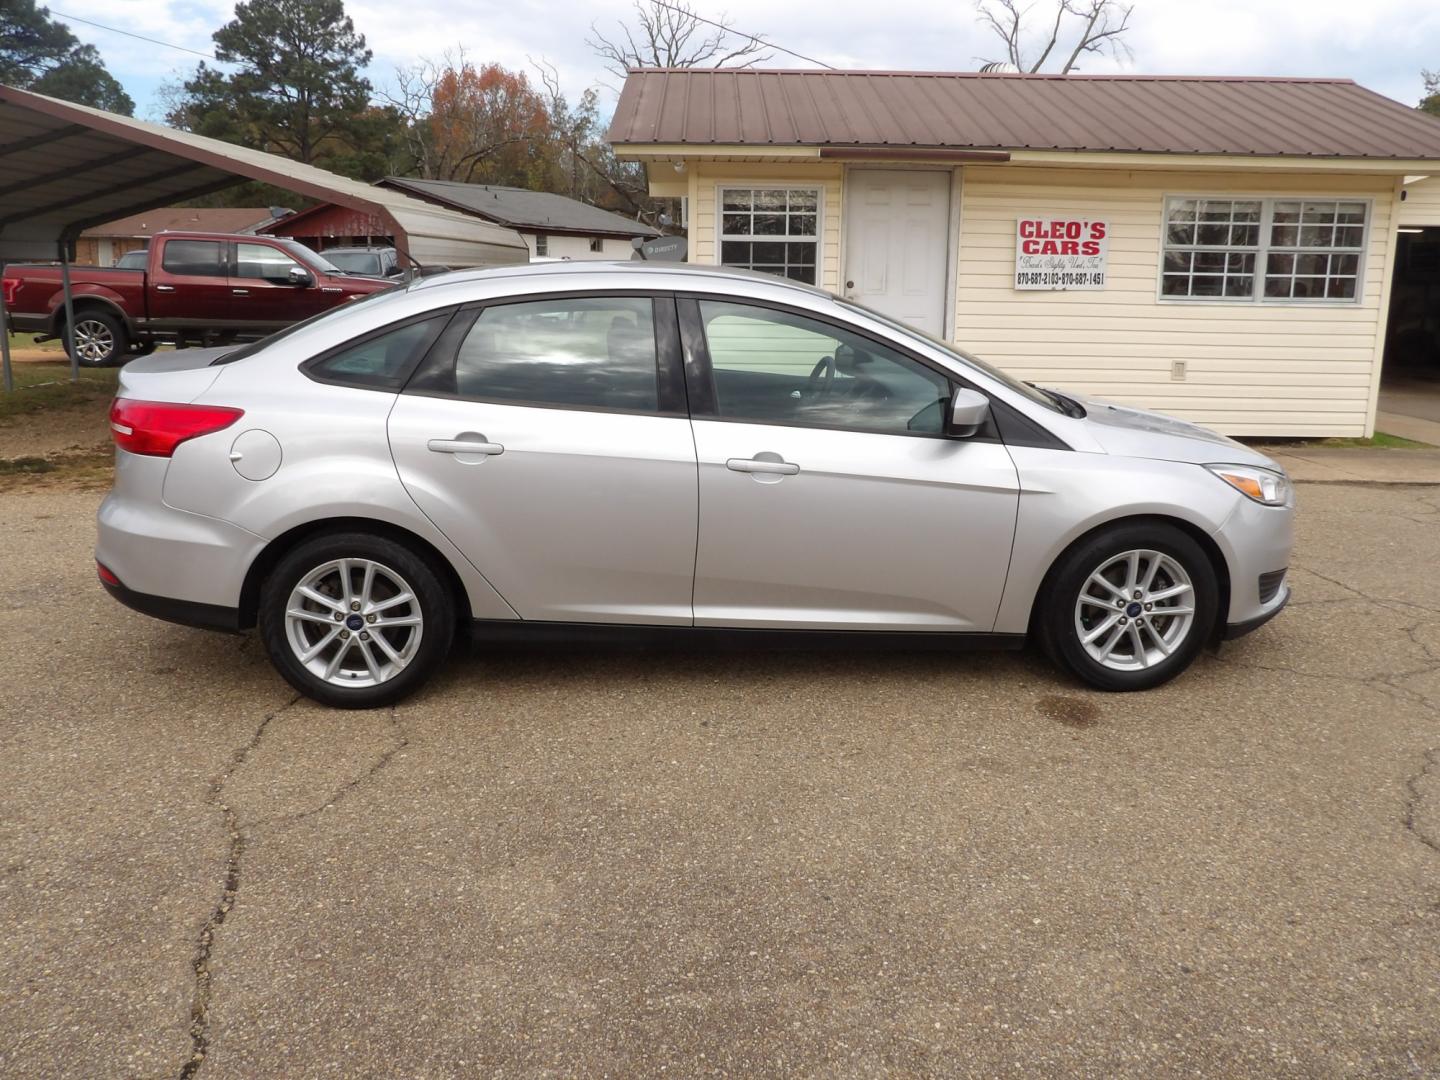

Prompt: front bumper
[{"left": 1223, "top": 583, "right": 1290, "bottom": 640}]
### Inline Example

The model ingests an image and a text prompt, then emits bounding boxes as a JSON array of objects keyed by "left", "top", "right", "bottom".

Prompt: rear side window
[
  {"left": 161, "top": 240, "right": 224, "bottom": 277},
  {"left": 410, "top": 296, "right": 660, "bottom": 413},
  {"left": 306, "top": 313, "right": 451, "bottom": 389}
]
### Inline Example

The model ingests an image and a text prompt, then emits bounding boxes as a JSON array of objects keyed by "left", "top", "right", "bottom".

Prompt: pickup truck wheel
[{"left": 65, "top": 311, "right": 128, "bottom": 367}]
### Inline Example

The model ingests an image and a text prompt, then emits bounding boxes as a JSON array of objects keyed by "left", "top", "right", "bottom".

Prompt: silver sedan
[{"left": 96, "top": 263, "right": 1293, "bottom": 707}]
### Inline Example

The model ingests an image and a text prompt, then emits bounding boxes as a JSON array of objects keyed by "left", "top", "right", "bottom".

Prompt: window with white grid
[
  {"left": 1161, "top": 197, "right": 1367, "bottom": 303},
  {"left": 719, "top": 188, "right": 819, "bottom": 285}
]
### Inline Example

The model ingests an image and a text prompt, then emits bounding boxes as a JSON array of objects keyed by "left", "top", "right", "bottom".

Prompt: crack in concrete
[
  {"left": 178, "top": 695, "right": 299, "bottom": 1080},
  {"left": 258, "top": 706, "right": 409, "bottom": 830},
  {"left": 1403, "top": 749, "right": 1440, "bottom": 858}
]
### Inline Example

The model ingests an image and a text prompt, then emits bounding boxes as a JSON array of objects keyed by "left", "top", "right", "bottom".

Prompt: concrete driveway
[{"left": 2, "top": 482, "right": 1438, "bottom": 1078}]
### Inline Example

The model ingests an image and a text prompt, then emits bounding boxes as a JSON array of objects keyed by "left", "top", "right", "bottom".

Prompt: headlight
[{"left": 1205, "top": 464, "right": 1291, "bottom": 506}]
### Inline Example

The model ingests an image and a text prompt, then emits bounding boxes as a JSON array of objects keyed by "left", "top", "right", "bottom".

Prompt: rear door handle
[
  {"left": 154, "top": 284, "right": 175, "bottom": 293},
  {"left": 726, "top": 456, "right": 799, "bottom": 475},
  {"left": 428, "top": 436, "right": 504, "bottom": 456},
  {"left": 231, "top": 288, "right": 249, "bottom": 295}
]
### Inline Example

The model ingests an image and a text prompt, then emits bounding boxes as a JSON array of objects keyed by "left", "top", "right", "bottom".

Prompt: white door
[{"left": 843, "top": 169, "right": 951, "bottom": 338}]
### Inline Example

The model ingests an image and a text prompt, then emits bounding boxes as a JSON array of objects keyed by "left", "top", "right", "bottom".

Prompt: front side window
[
  {"left": 237, "top": 242, "right": 302, "bottom": 283},
  {"left": 699, "top": 300, "right": 950, "bottom": 435},
  {"left": 1162, "top": 197, "right": 1367, "bottom": 302},
  {"left": 719, "top": 188, "right": 819, "bottom": 285},
  {"left": 412, "top": 296, "right": 660, "bottom": 413},
  {"left": 160, "top": 240, "right": 224, "bottom": 277}
]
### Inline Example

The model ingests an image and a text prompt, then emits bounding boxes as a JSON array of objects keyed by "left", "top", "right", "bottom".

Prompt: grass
[
  {"left": 5, "top": 330, "right": 60, "bottom": 354},
  {"left": 0, "top": 360, "right": 117, "bottom": 422}
]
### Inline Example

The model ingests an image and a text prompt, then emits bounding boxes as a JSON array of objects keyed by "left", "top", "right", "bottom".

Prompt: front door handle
[
  {"left": 726, "top": 456, "right": 799, "bottom": 476},
  {"left": 428, "top": 434, "right": 504, "bottom": 456}
]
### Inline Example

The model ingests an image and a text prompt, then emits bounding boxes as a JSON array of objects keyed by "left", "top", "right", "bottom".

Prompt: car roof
[{"left": 408, "top": 259, "right": 830, "bottom": 301}]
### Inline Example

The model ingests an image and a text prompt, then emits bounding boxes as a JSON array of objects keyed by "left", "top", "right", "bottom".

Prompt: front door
[
  {"left": 232, "top": 241, "right": 329, "bottom": 330},
  {"left": 685, "top": 298, "right": 1019, "bottom": 631},
  {"left": 388, "top": 294, "right": 698, "bottom": 624},
  {"left": 842, "top": 169, "right": 951, "bottom": 338}
]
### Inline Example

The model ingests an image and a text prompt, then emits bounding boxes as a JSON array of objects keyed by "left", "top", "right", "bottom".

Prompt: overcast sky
[{"left": 51, "top": 0, "right": 1440, "bottom": 122}]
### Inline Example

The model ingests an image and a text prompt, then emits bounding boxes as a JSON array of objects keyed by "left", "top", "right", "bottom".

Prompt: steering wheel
[{"left": 808, "top": 355, "right": 836, "bottom": 396}]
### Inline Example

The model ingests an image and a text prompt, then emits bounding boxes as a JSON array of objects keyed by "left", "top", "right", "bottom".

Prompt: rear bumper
[{"left": 101, "top": 575, "right": 242, "bottom": 632}]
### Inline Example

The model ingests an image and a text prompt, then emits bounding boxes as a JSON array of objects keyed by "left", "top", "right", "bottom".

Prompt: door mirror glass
[
  {"left": 947, "top": 387, "right": 991, "bottom": 438},
  {"left": 288, "top": 265, "right": 315, "bottom": 288}
]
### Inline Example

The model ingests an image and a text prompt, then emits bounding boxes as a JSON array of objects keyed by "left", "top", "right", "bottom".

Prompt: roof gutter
[{"left": 818, "top": 147, "right": 1012, "bottom": 163}]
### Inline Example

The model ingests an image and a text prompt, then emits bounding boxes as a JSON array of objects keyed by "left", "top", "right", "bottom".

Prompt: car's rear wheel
[
  {"left": 65, "top": 310, "right": 128, "bottom": 367},
  {"left": 1039, "top": 521, "right": 1218, "bottom": 692},
  {"left": 259, "top": 532, "right": 455, "bottom": 708}
]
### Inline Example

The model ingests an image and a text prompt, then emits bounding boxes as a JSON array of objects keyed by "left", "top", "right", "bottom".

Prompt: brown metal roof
[{"left": 608, "top": 69, "right": 1440, "bottom": 160}]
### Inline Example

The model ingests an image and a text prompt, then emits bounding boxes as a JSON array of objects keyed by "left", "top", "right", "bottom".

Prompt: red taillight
[
  {"left": 1, "top": 276, "right": 17, "bottom": 306},
  {"left": 97, "top": 562, "right": 121, "bottom": 587},
  {"left": 109, "top": 399, "right": 243, "bottom": 457}
]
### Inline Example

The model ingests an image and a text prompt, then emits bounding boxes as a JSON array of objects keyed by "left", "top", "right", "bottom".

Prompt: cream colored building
[{"left": 610, "top": 70, "right": 1440, "bottom": 437}]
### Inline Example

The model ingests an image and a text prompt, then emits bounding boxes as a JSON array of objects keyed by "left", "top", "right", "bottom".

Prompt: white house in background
[
  {"left": 609, "top": 68, "right": 1440, "bottom": 438},
  {"left": 378, "top": 177, "right": 658, "bottom": 260}
]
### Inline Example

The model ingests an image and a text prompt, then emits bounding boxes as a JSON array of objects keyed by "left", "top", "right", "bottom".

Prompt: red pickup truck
[{"left": 2, "top": 232, "right": 393, "bottom": 366}]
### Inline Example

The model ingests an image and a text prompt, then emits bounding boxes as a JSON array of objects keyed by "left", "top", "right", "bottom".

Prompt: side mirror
[
  {"left": 384, "top": 264, "right": 405, "bottom": 278},
  {"left": 947, "top": 387, "right": 991, "bottom": 438},
  {"left": 288, "top": 265, "right": 314, "bottom": 288}
]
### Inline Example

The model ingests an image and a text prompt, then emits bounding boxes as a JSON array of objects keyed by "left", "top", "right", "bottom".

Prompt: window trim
[
  {"left": 399, "top": 289, "right": 689, "bottom": 419},
  {"left": 715, "top": 184, "right": 824, "bottom": 287},
  {"left": 1156, "top": 194, "right": 1372, "bottom": 306},
  {"left": 301, "top": 308, "right": 457, "bottom": 391},
  {"left": 676, "top": 292, "right": 1004, "bottom": 443}
]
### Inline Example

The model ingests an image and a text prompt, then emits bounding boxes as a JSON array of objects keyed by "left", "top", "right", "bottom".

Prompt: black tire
[
  {"left": 259, "top": 531, "right": 456, "bottom": 708},
  {"left": 1037, "top": 521, "right": 1219, "bottom": 692},
  {"left": 64, "top": 309, "right": 128, "bottom": 367}
]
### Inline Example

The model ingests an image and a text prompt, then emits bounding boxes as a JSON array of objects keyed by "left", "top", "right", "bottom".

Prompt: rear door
[
  {"left": 387, "top": 293, "right": 698, "bottom": 624},
  {"left": 150, "top": 238, "right": 230, "bottom": 325},
  {"left": 682, "top": 297, "right": 1020, "bottom": 631}
]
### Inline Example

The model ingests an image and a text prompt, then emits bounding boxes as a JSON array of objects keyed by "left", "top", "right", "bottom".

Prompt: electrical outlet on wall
[{"left": 1171, "top": 360, "right": 1187, "bottom": 381}]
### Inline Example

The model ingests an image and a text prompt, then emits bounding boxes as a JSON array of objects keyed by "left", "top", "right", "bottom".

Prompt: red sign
[{"left": 1015, "top": 217, "right": 1109, "bottom": 290}]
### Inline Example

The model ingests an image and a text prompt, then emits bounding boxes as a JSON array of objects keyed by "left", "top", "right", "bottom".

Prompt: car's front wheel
[
  {"left": 1039, "top": 522, "right": 1219, "bottom": 692},
  {"left": 259, "top": 532, "right": 456, "bottom": 708}
]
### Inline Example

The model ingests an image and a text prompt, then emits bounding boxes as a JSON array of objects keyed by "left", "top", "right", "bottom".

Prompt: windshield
[
  {"left": 324, "top": 251, "right": 383, "bottom": 276},
  {"left": 210, "top": 283, "right": 403, "bottom": 364},
  {"left": 278, "top": 239, "right": 342, "bottom": 274},
  {"left": 837, "top": 298, "right": 1067, "bottom": 414}
]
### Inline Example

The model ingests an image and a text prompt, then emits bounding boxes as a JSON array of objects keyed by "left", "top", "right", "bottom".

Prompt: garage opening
[{"left": 1380, "top": 224, "right": 1440, "bottom": 441}]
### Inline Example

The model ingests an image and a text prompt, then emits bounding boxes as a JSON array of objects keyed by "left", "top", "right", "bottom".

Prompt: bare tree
[
  {"left": 976, "top": 0, "right": 1133, "bottom": 74},
  {"left": 588, "top": 0, "right": 771, "bottom": 79}
]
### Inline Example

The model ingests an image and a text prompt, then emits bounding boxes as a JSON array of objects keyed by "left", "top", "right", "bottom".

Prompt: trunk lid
[{"left": 117, "top": 347, "right": 232, "bottom": 403}]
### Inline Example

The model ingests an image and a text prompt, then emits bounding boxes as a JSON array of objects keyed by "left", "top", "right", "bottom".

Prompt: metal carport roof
[{"left": 0, "top": 83, "right": 530, "bottom": 267}]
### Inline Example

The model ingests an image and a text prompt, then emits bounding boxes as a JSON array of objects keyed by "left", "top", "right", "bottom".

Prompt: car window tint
[
  {"left": 160, "top": 240, "right": 224, "bottom": 277},
  {"left": 434, "top": 296, "right": 660, "bottom": 412},
  {"left": 698, "top": 300, "right": 950, "bottom": 435},
  {"left": 237, "top": 242, "right": 301, "bottom": 282},
  {"left": 309, "top": 314, "right": 449, "bottom": 389}
]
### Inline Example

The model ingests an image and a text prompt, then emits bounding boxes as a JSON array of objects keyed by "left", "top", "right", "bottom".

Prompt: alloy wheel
[
  {"left": 284, "top": 558, "right": 423, "bottom": 687},
  {"left": 1072, "top": 549, "right": 1195, "bottom": 672},
  {"left": 72, "top": 319, "right": 114, "bottom": 364}
]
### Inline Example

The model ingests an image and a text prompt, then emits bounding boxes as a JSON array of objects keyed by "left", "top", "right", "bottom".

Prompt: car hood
[{"left": 1061, "top": 391, "right": 1283, "bottom": 471}]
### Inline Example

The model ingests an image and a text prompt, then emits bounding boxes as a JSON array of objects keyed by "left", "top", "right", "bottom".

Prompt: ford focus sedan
[{"left": 96, "top": 262, "right": 1292, "bottom": 707}]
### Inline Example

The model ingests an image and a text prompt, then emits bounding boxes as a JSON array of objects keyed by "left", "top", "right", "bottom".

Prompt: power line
[
  {"left": 648, "top": 0, "right": 835, "bottom": 69},
  {"left": 48, "top": 9, "right": 238, "bottom": 65}
]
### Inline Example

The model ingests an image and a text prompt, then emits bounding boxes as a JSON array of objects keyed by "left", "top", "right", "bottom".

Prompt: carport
[{"left": 0, "top": 83, "right": 529, "bottom": 389}]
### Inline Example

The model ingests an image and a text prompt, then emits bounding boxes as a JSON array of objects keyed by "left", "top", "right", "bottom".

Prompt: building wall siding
[
  {"left": 953, "top": 166, "right": 1396, "bottom": 437},
  {"left": 523, "top": 233, "right": 637, "bottom": 260},
  {"left": 1398, "top": 175, "right": 1440, "bottom": 226}
]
